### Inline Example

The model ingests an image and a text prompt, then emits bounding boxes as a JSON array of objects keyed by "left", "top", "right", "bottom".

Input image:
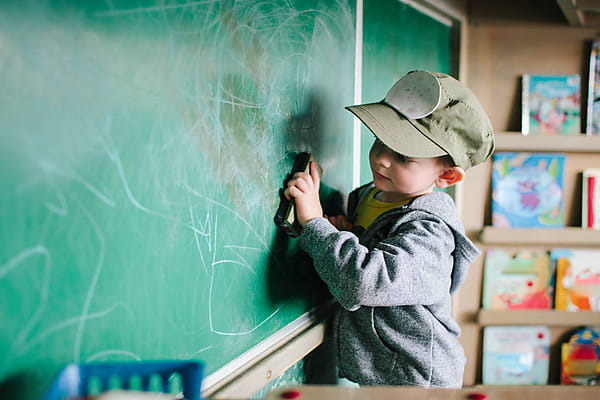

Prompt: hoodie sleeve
[{"left": 298, "top": 214, "right": 456, "bottom": 311}]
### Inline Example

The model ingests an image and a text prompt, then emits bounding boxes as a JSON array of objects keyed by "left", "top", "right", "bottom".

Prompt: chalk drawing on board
[
  {"left": 33, "top": 155, "right": 117, "bottom": 216},
  {"left": 183, "top": 181, "right": 283, "bottom": 336},
  {"left": 0, "top": 244, "right": 138, "bottom": 370},
  {"left": 0, "top": 246, "right": 52, "bottom": 362},
  {"left": 20, "top": 303, "right": 134, "bottom": 357},
  {"left": 100, "top": 116, "right": 157, "bottom": 216},
  {"left": 73, "top": 203, "right": 106, "bottom": 363}
]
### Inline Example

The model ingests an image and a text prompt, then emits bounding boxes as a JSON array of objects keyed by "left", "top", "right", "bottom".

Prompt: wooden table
[{"left": 264, "top": 385, "right": 600, "bottom": 400}]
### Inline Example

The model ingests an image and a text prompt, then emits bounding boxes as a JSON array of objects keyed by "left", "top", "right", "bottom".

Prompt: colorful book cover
[
  {"left": 491, "top": 152, "right": 566, "bottom": 228},
  {"left": 551, "top": 249, "right": 600, "bottom": 311},
  {"left": 482, "top": 326, "right": 550, "bottom": 385},
  {"left": 561, "top": 327, "right": 600, "bottom": 385},
  {"left": 587, "top": 39, "right": 600, "bottom": 135},
  {"left": 482, "top": 249, "right": 553, "bottom": 310},
  {"left": 582, "top": 168, "right": 600, "bottom": 230},
  {"left": 522, "top": 74, "right": 581, "bottom": 135}
]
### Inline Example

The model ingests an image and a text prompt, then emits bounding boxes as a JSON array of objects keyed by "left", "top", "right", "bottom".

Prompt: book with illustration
[
  {"left": 482, "top": 326, "right": 550, "bottom": 385},
  {"left": 482, "top": 249, "right": 553, "bottom": 310},
  {"left": 522, "top": 74, "right": 581, "bottom": 135},
  {"left": 561, "top": 327, "right": 600, "bottom": 385},
  {"left": 491, "top": 152, "right": 566, "bottom": 228},
  {"left": 582, "top": 168, "right": 600, "bottom": 230},
  {"left": 552, "top": 249, "right": 600, "bottom": 311},
  {"left": 587, "top": 39, "right": 600, "bottom": 135}
]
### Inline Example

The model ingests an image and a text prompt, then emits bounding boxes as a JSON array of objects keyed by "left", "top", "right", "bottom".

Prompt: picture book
[
  {"left": 522, "top": 74, "right": 580, "bottom": 135},
  {"left": 552, "top": 249, "right": 600, "bottom": 311},
  {"left": 482, "top": 249, "right": 553, "bottom": 310},
  {"left": 587, "top": 39, "right": 600, "bottom": 135},
  {"left": 482, "top": 326, "right": 550, "bottom": 385},
  {"left": 561, "top": 327, "right": 600, "bottom": 385},
  {"left": 491, "top": 152, "right": 566, "bottom": 228},
  {"left": 582, "top": 168, "right": 600, "bottom": 230}
]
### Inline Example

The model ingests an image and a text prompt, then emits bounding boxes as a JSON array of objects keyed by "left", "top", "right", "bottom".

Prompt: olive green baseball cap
[{"left": 346, "top": 70, "right": 495, "bottom": 170}]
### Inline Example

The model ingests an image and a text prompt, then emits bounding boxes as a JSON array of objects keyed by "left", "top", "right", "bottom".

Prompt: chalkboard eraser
[{"left": 274, "top": 152, "right": 322, "bottom": 237}]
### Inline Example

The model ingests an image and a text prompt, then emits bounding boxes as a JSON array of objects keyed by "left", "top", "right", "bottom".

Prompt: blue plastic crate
[{"left": 43, "top": 360, "right": 204, "bottom": 400}]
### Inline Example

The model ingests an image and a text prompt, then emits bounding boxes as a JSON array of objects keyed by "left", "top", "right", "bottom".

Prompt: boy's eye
[{"left": 394, "top": 153, "right": 411, "bottom": 163}]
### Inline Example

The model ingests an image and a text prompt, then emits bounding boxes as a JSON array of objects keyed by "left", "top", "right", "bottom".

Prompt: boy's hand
[
  {"left": 325, "top": 214, "right": 354, "bottom": 232},
  {"left": 284, "top": 161, "right": 323, "bottom": 227}
]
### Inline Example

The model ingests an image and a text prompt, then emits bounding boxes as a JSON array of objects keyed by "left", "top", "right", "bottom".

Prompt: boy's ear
[{"left": 435, "top": 166, "right": 464, "bottom": 189}]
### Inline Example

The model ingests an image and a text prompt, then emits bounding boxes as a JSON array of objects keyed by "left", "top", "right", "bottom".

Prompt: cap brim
[{"left": 346, "top": 102, "right": 447, "bottom": 158}]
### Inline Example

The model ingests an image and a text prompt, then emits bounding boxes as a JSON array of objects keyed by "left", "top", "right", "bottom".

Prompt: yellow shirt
[{"left": 354, "top": 188, "right": 410, "bottom": 230}]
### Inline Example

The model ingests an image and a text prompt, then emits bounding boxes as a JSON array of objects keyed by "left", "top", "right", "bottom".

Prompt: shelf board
[
  {"left": 495, "top": 132, "right": 600, "bottom": 152},
  {"left": 479, "top": 227, "right": 600, "bottom": 246},
  {"left": 478, "top": 309, "right": 600, "bottom": 327}
]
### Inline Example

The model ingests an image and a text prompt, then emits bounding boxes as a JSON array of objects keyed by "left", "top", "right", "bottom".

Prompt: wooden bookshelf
[
  {"left": 495, "top": 132, "right": 600, "bottom": 152},
  {"left": 479, "top": 227, "right": 600, "bottom": 246},
  {"left": 458, "top": 16, "right": 600, "bottom": 388},
  {"left": 478, "top": 310, "right": 600, "bottom": 327}
]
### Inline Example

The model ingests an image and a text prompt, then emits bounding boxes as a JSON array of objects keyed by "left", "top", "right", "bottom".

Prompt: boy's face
[{"left": 369, "top": 138, "right": 448, "bottom": 202}]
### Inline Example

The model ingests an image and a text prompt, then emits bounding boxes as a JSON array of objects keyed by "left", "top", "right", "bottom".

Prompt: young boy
[{"left": 284, "top": 71, "right": 494, "bottom": 387}]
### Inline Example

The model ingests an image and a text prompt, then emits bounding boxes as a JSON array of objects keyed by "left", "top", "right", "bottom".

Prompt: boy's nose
[
  {"left": 376, "top": 157, "right": 391, "bottom": 168},
  {"left": 374, "top": 149, "right": 393, "bottom": 168}
]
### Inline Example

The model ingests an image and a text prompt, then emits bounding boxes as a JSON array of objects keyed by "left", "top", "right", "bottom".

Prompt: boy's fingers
[
  {"left": 292, "top": 176, "right": 310, "bottom": 192},
  {"left": 290, "top": 171, "right": 317, "bottom": 193},
  {"left": 295, "top": 172, "right": 314, "bottom": 187},
  {"left": 310, "top": 162, "right": 321, "bottom": 191},
  {"left": 288, "top": 185, "right": 301, "bottom": 197}
]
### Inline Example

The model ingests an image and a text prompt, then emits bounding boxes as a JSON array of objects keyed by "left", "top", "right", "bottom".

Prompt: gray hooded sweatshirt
[{"left": 298, "top": 184, "right": 480, "bottom": 387}]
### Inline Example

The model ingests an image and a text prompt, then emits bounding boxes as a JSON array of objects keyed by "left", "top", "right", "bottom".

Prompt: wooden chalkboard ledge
[{"left": 202, "top": 300, "right": 336, "bottom": 399}]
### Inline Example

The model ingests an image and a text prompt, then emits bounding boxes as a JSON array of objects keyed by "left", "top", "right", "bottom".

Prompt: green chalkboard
[
  {"left": 360, "top": 0, "right": 452, "bottom": 185},
  {"left": 0, "top": 1, "right": 355, "bottom": 398}
]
